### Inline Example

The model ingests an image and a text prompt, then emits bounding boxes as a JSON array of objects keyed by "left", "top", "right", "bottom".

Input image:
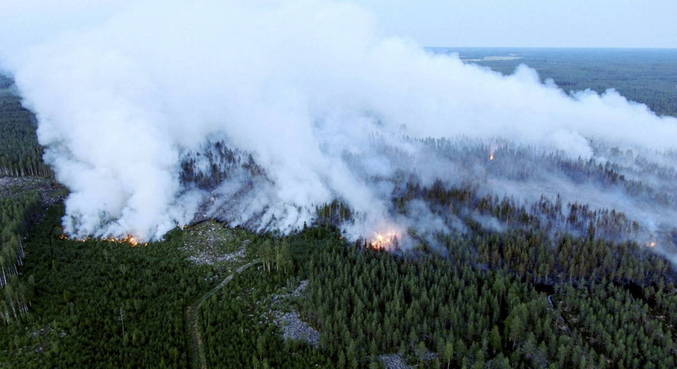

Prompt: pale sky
[{"left": 354, "top": 0, "right": 677, "bottom": 48}]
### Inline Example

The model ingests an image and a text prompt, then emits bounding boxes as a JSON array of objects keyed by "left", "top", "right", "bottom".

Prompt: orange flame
[
  {"left": 102, "top": 235, "right": 144, "bottom": 247},
  {"left": 369, "top": 231, "right": 400, "bottom": 251},
  {"left": 123, "top": 235, "right": 139, "bottom": 246},
  {"left": 59, "top": 234, "right": 144, "bottom": 247}
]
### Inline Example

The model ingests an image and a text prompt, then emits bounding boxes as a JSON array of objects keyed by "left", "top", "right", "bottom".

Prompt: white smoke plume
[{"left": 1, "top": 0, "right": 676, "bottom": 253}]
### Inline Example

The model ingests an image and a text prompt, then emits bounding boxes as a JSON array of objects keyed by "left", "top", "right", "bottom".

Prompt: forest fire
[
  {"left": 489, "top": 142, "right": 501, "bottom": 161},
  {"left": 58, "top": 234, "right": 144, "bottom": 247},
  {"left": 368, "top": 231, "right": 401, "bottom": 251},
  {"left": 119, "top": 235, "right": 140, "bottom": 246},
  {"left": 646, "top": 241, "right": 657, "bottom": 248}
]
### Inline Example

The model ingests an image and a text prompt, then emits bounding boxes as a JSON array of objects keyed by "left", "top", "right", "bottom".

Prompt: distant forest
[{"left": 432, "top": 48, "right": 677, "bottom": 117}]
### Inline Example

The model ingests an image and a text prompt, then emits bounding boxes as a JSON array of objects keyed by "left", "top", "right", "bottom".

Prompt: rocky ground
[
  {"left": 181, "top": 221, "right": 250, "bottom": 266},
  {"left": 267, "top": 279, "right": 321, "bottom": 347},
  {"left": 274, "top": 311, "right": 321, "bottom": 347},
  {"left": 0, "top": 176, "right": 66, "bottom": 205},
  {"left": 7, "top": 325, "right": 69, "bottom": 356},
  {"left": 379, "top": 354, "right": 412, "bottom": 369}
]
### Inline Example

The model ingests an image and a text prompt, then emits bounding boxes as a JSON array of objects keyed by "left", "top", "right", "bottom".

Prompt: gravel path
[{"left": 185, "top": 259, "right": 261, "bottom": 369}]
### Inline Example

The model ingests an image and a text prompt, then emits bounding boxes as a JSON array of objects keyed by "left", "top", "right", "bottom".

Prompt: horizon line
[{"left": 426, "top": 46, "right": 677, "bottom": 50}]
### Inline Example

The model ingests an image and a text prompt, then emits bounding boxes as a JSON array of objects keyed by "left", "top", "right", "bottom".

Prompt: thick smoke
[{"left": 1, "top": 1, "right": 676, "bottom": 260}]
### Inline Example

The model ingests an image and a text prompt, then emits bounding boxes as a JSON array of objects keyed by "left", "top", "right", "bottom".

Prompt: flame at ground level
[{"left": 58, "top": 234, "right": 145, "bottom": 247}]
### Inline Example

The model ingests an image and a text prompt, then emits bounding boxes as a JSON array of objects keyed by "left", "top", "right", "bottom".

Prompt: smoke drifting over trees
[{"left": 0, "top": 0, "right": 676, "bottom": 263}]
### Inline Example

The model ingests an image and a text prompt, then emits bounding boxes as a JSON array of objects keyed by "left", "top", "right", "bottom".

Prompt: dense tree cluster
[
  {"left": 200, "top": 266, "right": 331, "bottom": 369},
  {"left": 384, "top": 176, "right": 674, "bottom": 286},
  {"left": 316, "top": 200, "right": 354, "bottom": 226},
  {"left": 557, "top": 283, "right": 674, "bottom": 369},
  {"left": 0, "top": 94, "right": 51, "bottom": 178},
  {"left": 0, "top": 206, "right": 216, "bottom": 369},
  {"left": 296, "top": 238, "right": 675, "bottom": 368},
  {"left": 258, "top": 238, "right": 294, "bottom": 273},
  {"left": 0, "top": 192, "right": 40, "bottom": 323}
]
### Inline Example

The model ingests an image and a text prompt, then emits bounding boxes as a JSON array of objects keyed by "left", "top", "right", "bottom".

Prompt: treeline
[
  {"left": 0, "top": 192, "right": 41, "bottom": 324},
  {"left": 0, "top": 93, "right": 51, "bottom": 178}
]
